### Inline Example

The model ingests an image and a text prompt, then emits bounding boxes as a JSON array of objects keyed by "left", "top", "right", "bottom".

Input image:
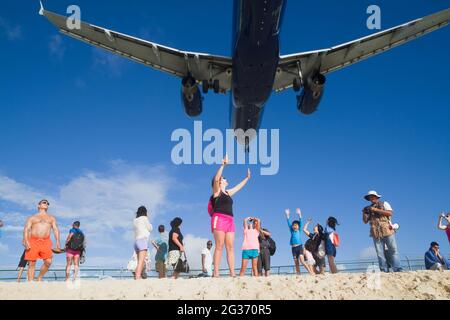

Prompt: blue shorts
[
  {"left": 134, "top": 238, "right": 148, "bottom": 253},
  {"left": 242, "top": 249, "right": 259, "bottom": 260},
  {"left": 325, "top": 238, "right": 336, "bottom": 257},
  {"left": 291, "top": 245, "right": 304, "bottom": 259}
]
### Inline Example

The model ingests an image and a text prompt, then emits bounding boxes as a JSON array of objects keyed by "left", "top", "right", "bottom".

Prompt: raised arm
[
  {"left": 23, "top": 217, "right": 32, "bottom": 249},
  {"left": 243, "top": 217, "right": 250, "bottom": 229},
  {"left": 227, "top": 169, "right": 251, "bottom": 197},
  {"left": 296, "top": 208, "right": 302, "bottom": 219},
  {"left": 303, "top": 219, "right": 312, "bottom": 237},
  {"left": 285, "top": 209, "right": 292, "bottom": 229},
  {"left": 51, "top": 217, "right": 61, "bottom": 249},
  {"left": 438, "top": 214, "right": 447, "bottom": 230},
  {"left": 254, "top": 217, "right": 261, "bottom": 231},
  {"left": 296, "top": 208, "right": 303, "bottom": 228},
  {"left": 213, "top": 154, "right": 228, "bottom": 197}
]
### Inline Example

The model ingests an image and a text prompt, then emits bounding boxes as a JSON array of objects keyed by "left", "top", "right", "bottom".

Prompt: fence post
[{"left": 405, "top": 255, "right": 412, "bottom": 271}]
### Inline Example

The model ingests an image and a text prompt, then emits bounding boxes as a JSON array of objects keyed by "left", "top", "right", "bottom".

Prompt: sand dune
[{"left": 1, "top": 271, "right": 449, "bottom": 300}]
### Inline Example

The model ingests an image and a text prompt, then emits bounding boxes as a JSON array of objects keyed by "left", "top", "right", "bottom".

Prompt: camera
[{"left": 363, "top": 206, "right": 372, "bottom": 215}]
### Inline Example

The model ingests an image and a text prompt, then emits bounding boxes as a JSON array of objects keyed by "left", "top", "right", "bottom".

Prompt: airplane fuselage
[{"left": 231, "top": 0, "right": 286, "bottom": 135}]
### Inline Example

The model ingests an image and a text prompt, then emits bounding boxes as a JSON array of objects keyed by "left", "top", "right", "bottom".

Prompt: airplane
[{"left": 39, "top": 1, "right": 450, "bottom": 149}]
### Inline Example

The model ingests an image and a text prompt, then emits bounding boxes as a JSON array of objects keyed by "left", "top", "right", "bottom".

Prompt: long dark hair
[
  {"left": 136, "top": 206, "right": 147, "bottom": 218},
  {"left": 170, "top": 217, "right": 182, "bottom": 229}
]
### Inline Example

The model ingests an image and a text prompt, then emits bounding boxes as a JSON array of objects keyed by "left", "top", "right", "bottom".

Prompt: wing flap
[
  {"left": 274, "top": 8, "right": 450, "bottom": 92},
  {"left": 41, "top": 7, "right": 233, "bottom": 91}
]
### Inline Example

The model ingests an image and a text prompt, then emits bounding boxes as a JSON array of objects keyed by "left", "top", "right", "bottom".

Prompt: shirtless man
[{"left": 23, "top": 199, "right": 61, "bottom": 281}]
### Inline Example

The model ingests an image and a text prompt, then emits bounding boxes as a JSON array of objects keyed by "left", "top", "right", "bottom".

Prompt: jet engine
[
  {"left": 296, "top": 73, "right": 326, "bottom": 115},
  {"left": 181, "top": 75, "right": 203, "bottom": 117}
]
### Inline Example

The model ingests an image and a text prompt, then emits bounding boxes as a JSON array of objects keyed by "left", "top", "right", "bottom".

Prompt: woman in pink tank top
[{"left": 211, "top": 154, "right": 251, "bottom": 277}]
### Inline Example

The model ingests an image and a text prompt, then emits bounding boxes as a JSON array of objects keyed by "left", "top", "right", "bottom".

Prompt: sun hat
[{"left": 364, "top": 190, "right": 382, "bottom": 201}]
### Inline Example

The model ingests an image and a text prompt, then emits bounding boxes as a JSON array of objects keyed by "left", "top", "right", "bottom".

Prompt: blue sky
[{"left": 0, "top": 0, "right": 449, "bottom": 270}]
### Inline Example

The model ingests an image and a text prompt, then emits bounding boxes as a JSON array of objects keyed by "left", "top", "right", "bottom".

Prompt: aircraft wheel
[
  {"left": 202, "top": 80, "right": 209, "bottom": 94},
  {"left": 213, "top": 79, "right": 220, "bottom": 93}
]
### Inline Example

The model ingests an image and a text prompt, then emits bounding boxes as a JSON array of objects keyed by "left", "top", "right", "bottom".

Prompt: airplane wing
[
  {"left": 39, "top": 3, "right": 232, "bottom": 92},
  {"left": 274, "top": 8, "right": 450, "bottom": 92}
]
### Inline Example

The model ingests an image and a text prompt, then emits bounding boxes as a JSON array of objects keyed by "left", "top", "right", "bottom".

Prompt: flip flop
[{"left": 52, "top": 248, "right": 65, "bottom": 254}]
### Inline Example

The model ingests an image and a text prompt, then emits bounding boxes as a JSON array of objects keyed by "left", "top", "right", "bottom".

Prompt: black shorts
[
  {"left": 257, "top": 247, "right": 271, "bottom": 272},
  {"left": 291, "top": 245, "right": 304, "bottom": 259},
  {"left": 17, "top": 250, "right": 28, "bottom": 268}
]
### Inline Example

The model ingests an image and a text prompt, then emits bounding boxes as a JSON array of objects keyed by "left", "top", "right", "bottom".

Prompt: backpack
[
  {"left": 267, "top": 237, "right": 276, "bottom": 256},
  {"left": 68, "top": 232, "right": 85, "bottom": 251},
  {"left": 207, "top": 195, "right": 219, "bottom": 216},
  {"left": 329, "top": 231, "right": 340, "bottom": 247}
]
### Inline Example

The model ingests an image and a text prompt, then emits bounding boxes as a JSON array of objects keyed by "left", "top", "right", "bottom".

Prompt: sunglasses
[{"left": 40, "top": 201, "right": 49, "bottom": 205}]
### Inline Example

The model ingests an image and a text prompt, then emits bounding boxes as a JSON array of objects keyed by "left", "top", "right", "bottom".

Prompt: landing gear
[
  {"left": 213, "top": 79, "right": 220, "bottom": 93},
  {"left": 201, "top": 79, "right": 220, "bottom": 94},
  {"left": 202, "top": 80, "right": 209, "bottom": 94},
  {"left": 293, "top": 77, "right": 301, "bottom": 92}
]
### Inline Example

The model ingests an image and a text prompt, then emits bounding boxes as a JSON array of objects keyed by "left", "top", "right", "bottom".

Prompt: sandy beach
[{"left": 1, "top": 271, "right": 449, "bottom": 300}]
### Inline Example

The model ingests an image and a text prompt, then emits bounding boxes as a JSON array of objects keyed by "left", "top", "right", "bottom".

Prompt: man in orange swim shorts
[{"left": 23, "top": 199, "right": 61, "bottom": 281}]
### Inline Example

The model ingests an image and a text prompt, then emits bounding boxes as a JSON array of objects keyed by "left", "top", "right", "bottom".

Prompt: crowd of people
[{"left": 1, "top": 155, "right": 449, "bottom": 282}]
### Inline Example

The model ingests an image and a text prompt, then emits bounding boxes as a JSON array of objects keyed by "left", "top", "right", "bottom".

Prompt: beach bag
[
  {"left": 207, "top": 195, "right": 219, "bottom": 216},
  {"left": 79, "top": 249, "right": 86, "bottom": 264},
  {"left": 175, "top": 252, "right": 190, "bottom": 273},
  {"left": 267, "top": 237, "right": 276, "bottom": 256},
  {"left": 68, "top": 232, "right": 85, "bottom": 251},
  {"left": 329, "top": 231, "right": 340, "bottom": 247},
  {"left": 127, "top": 256, "right": 137, "bottom": 271}
]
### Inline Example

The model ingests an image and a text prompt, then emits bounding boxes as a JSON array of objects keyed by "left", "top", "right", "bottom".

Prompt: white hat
[{"left": 364, "top": 190, "right": 382, "bottom": 201}]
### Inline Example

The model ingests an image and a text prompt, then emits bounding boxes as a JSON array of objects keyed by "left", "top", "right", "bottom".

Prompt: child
[
  {"left": 239, "top": 217, "right": 260, "bottom": 277},
  {"left": 285, "top": 208, "right": 315, "bottom": 275},
  {"left": 325, "top": 216, "right": 339, "bottom": 274},
  {"left": 303, "top": 218, "right": 326, "bottom": 274}
]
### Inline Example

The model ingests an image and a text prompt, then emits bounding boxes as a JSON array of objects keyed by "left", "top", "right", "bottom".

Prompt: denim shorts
[
  {"left": 242, "top": 249, "right": 259, "bottom": 260},
  {"left": 325, "top": 238, "right": 336, "bottom": 257},
  {"left": 134, "top": 238, "right": 148, "bottom": 253}
]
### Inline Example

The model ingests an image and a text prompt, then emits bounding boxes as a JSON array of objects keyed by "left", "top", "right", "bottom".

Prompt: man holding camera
[{"left": 362, "top": 190, "right": 403, "bottom": 272}]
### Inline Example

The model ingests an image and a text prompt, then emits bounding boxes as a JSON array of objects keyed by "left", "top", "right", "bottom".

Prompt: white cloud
[
  {"left": 0, "top": 243, "right": 9, "bottom": 253},
  {"left": 360, "top": 246, "right": 377, "bottom": 259},
  {"left": 183, "top": 234, "right": 212, "bottom": 271},
  {"left": 48, "top": 34, "right": 66, "bottom": 60},
  {"left": 0, "top": 17, "right": 22, "bottom": 40},
  {"left": 92, "top": 48, "right": 124, "bottom": 77},
  {"left": 0, "top": 177, "right": 45, "bottom": 210},
  {"left": 0, "top": 161, "right": 176, "bottom": 251}
]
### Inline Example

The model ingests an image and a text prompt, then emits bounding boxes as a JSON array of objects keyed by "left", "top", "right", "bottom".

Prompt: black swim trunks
[{"left": 291, "top": 245, "right": 304, "bottom": 259}]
